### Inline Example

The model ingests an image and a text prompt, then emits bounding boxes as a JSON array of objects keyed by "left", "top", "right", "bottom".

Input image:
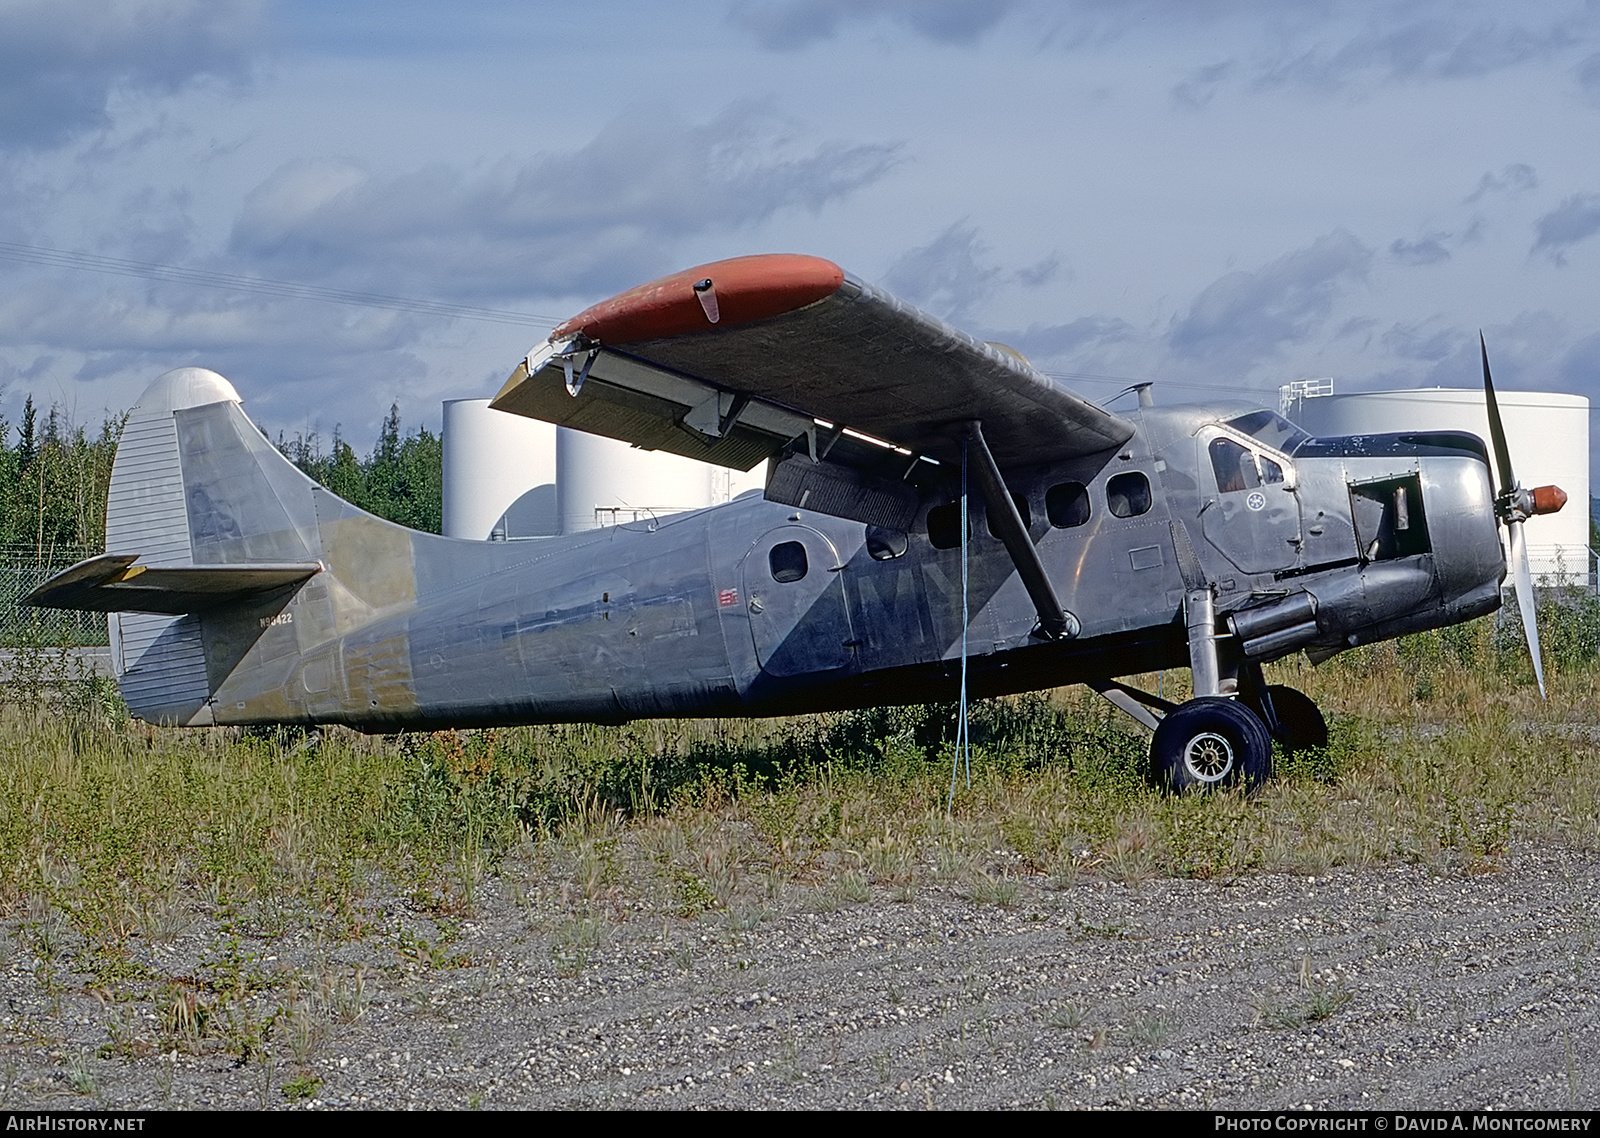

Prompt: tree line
[{"left": 0, "top": 396, "right": 443, "bottom": 555}]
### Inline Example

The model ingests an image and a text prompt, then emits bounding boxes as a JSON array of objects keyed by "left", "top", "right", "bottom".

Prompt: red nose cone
[{"left": 1531, "top": 484, "right": 1568, "bottom": 515}]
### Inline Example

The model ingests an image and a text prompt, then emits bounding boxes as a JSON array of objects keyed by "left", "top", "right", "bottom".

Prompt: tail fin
[{"left": 37, "top": 367, "right": 433, "bottom": 725}]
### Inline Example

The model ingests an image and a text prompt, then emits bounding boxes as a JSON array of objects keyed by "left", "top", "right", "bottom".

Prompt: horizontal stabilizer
[{"left": 24, "top": 554, "right": 321, "bottom": 615}]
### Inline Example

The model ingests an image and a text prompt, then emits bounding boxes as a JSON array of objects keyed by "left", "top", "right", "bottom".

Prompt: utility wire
[
  {"left": 0, "top": 240, "right": 560, "bottom": 329},
  {"left": 949, "top": 436, "right": 972, "bottom": 817}
]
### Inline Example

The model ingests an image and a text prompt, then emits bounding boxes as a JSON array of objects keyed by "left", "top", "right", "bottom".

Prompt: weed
[
  {"left": 966, "top": 871, "right": 1020, "bottom": 907},
  {"left": 722, "top": 904, "right": 767, "bottom": 931},
  {"left": 1165, "top": 794, "right": 1262, "bottom": 880},
  {"left": 1128, "top": 1008, "right": 1177, "bottom": 1048},
  {"left": 162, "top": 985, "right": 207, "bottom": 1051},
  {"left": 671, "top": 870, "right": 717, "bottom": 917},
  {"left": 1255, "top": 977, "right": 1353, "bottom": 1029},
  {"left": 65, "top": 1053, "right": 94, "bottom": 1096},
  {"left": 837, "top": 869, "right": 871, "bottom": 904},
  {"left": 282, "top": 1072, "right": 323, "bottom": 1103},
  {"left": 154, "top": 1056, "right": 174, "bottom": 1103},
  {"left": 1101, "top": 822, "right": 1158, "bottom": 886},
  {"left": 321, "top": 967, "right": 369, "bottom": 1024},
  {"left": 549, "top": 917, "right": 607, "bottom": 976},
  {"left": 1304, "top": 980, "right": 1354, "bottom": 1022},
  {"left": 1046, "top": 1002, "right": 1090, "bottom": 1030},
  {"left": 873, "top": 1050, "right": 894, "bottom": 1083},
  {"left": 287, "top": 1003, "right": 322, "bottom": 1064}
]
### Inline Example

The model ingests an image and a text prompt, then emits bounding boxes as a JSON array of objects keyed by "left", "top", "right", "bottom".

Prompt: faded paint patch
[
  {"left": 342, "top": 631, "right": 419, "bottom": 718},
  {"left": 319, "top": 515, "right": 417, "bottom": 611}
]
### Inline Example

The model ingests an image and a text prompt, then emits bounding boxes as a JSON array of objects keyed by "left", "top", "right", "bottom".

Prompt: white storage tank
[
  {"left": 443, "top": 401, "right": 767, "bottom": 539},
  {"left": 556, "top": 428, "right": 765, "bottom": 533},
  {"left": 1285, "top": 385, "right": 1591, "bottom": 586},
  {"left": 441, "top": 399, "right": 557, "bottom": 540}
]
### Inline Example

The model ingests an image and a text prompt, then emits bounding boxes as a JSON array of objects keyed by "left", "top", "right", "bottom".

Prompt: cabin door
[
  {"left": 740, "top": 526, "right": 856, "bottom": 676},
  {"left": 1197, "top": 430, "right": 1302, "bottom": 574}
]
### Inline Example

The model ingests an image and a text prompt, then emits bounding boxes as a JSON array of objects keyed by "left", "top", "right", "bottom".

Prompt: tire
[
  {"left": 1261, "top": 685, "right": 1328, "bottom": 756},
  {"left": 1150, "top": 696, "right": 1272, "bottom": 794}
]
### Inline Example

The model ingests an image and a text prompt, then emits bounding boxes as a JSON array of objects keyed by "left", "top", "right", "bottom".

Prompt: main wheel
[
  {"left": 1150, "top": 696, "right": 1272, "bottom": 794},
  {"left": 1260, "top": 684, "right": 1328, "bottom": 756}
]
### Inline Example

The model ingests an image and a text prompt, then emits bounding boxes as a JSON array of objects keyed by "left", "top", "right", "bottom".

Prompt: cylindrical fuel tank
[
  {"left": 441, "top": 399, "right": 557, "bottom": 540},
  {"left": 556, "top": 428, "right": 765, "bottom": 533}
]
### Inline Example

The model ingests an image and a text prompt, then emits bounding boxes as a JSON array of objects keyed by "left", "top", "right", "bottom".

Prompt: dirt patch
[{"left": 2, "top": 844, "right": 1596, "bottom": 1110}]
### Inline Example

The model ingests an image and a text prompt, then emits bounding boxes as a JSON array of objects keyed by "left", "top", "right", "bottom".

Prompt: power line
[{"left": 0, "top": 240, "right": 560, "bottom": 329}]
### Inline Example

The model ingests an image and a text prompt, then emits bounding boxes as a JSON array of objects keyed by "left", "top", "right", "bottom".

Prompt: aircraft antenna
[{"left": 949, "top": 437, "right": 973, "bottom": 815}]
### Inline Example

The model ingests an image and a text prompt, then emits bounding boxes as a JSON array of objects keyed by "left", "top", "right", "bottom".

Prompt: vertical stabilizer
[{"left": 106, "top": 368, "right": 243, "bottom": 724}]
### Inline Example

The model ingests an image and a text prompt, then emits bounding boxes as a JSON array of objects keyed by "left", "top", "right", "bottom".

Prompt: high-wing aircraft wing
[{"left": 491, "top": 254, "right": 1135, "bottom": 529}]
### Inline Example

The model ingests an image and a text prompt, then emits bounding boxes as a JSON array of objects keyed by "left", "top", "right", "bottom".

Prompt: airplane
[{"left": 25, "top": 253, "right": 1566, "bottom": 792}]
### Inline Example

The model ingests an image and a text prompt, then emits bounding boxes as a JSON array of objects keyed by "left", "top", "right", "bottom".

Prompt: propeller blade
[
  {"left": 1480, "top": 331, "right": 1516, "bottom": 498},
  {"left": 1508, "top": 519, "right": 1546, "bottom": 699}
]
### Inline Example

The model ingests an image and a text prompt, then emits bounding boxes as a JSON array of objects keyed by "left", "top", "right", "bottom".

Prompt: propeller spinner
[{"left": 1480, "top": 333, "right": 1568, "bottom": 698}]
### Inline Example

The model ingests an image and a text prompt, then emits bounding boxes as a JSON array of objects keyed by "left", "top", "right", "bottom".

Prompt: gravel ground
[{"left": 1, "top": 845, "right": 1597, "bottom": 1110}]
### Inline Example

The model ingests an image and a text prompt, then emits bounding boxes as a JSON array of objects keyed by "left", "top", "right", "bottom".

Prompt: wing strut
[{"left": 957, "top": 421, "right": 1077, "bottom": 640}]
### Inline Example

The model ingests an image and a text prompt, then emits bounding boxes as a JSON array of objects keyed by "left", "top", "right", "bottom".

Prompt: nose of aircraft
[{"left": 1421, "top": 450, "right": 1506, "bottom": 603}]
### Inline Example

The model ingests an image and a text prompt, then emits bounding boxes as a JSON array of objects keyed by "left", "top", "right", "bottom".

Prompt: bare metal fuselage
[{"left": 156, "top": 394, "right": 1503, "bottom": 732}]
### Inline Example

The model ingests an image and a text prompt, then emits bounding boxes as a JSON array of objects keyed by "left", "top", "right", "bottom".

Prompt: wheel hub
[{"left": 1183, "top": 731, "right": 1235, "bottom": 782}]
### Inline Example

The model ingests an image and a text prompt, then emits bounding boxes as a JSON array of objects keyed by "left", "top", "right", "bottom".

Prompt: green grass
[{"left": 0, "top": 616, "right": 1595, "bottom": 1075}]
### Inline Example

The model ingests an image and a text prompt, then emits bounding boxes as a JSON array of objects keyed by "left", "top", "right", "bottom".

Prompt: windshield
[{"left": 1224, "top": 410, "right": 1311, "bottom": 455}]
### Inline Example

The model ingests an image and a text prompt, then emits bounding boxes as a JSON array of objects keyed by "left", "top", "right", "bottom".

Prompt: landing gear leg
[{"left": 1238, "top": 663, "right": 1329, "bottom": 757}]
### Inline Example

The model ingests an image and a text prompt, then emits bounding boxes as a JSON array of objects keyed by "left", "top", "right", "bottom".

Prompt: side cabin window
[
  {"left": 769, "top": 541, "right": 808, "bottom": 583},
  {"left": 865, "top": 525, "right": 908, "bottom": 560},
  {"left": 1106, "top": 472, "right": 1152, "bottom": 518},
  {"left": 1209, "top": 437, "right": 1261, "bottom": 494},
  {"left": 984, "top": 492, "right": 1031, "bottom": 538},
  {"left": 1046, "top": 481, "right": 1091, "bottom": 528},
  {"left": 926, "top": 502, "right": 969, "bottom": 550}
]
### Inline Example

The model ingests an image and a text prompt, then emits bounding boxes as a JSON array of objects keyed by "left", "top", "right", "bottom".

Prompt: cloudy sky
[{"left": 3, "top": 0, "right": 1599, "bottom": 466}]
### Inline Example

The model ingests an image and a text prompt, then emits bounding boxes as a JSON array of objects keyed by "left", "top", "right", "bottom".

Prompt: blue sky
[{"left": 2, "top": 0, "right": 1599, "bottom": 464}]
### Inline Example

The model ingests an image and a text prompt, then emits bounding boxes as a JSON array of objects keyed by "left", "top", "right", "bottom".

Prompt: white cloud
[
  {"left": 1532, "top": 193, "right": 1600, "bottom": 265},
  {"left": 228, "top": 105, "right": 900, "bottom": 301},
  {"left": 0, "top": 0, "right": 266, "bottom": 149},
  {"left": 729, "top": 0, "right": 1015, "bottom": 49},
  {"left": 1390, "top": 235, "right": 1452, "bottom": 266},
  {"left": 1464, "top": 163, "right": 1538, "bottom": 204},
  {"left": 1168, "top": 231, "right": 1374, "bottom": 369}
]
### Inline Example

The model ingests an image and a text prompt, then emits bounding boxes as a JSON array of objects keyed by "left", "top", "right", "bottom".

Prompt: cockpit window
[
  {"left": 1209, "top": 438, "right": 1261, "bottom": 494},
  {"left": 1224, "top": 410, "right": 1311, "bottom": 455}
]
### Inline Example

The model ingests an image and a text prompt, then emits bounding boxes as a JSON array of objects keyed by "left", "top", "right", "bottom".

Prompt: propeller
[{"left": 1480, "top": 333, "right": 1568, "bottom": 699}]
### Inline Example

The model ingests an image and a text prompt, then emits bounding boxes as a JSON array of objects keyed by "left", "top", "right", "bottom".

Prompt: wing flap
[
  {"left": 25, "top": 554, "right": 321, "bottom": 614},
  {"left": 493, "top": 346, "right": 812, "bottom": 472}
]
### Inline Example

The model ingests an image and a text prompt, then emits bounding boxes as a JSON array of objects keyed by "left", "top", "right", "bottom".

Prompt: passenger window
[
  {"left": 1106, "top": 472, "right": 1152, "bottom": 518},
  {"left": 865, "top": 526, "right": 908, "bottom": 560},
  {"left": 1046, "top": 482, "right": 1091, "bottom": 528},
  {"left": 926, "top": 503, "right": 969, "bottom": 550},
  {"left": 1209, "top": 437, "right": 1260, "bottom": 493},
  {"left": 1260, "top": 456, "right": 1284, "bottom": 484},
  {"left": 984, "top": 492, "right": 1031, "bottom": 538},
  {"left": 769, "top": 541, "right": 808, "bottom": 583}
]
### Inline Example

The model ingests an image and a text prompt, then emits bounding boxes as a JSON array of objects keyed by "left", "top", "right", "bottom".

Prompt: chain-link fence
[{"left": 0, "top": 544, "right": 107, "bottom": 647}]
